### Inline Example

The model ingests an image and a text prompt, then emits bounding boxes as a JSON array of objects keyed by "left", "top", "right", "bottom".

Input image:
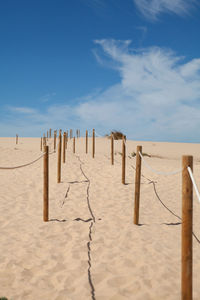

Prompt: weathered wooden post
[
  {"left": 122, "top": 136, "right": 126, "bottom": 184},
  {"left": 57, "top": 132, "right": 62, "bottom": 183},
  {"left": 43, "top": 145, "right": 49, "bottom": 221},
  {"left": 182, "top": 155, "right": 193, "bottom": 300},
  {"left": 92, "top": 129, "right": 95, "bottom": 158},
  {"left": 73, "top": 136, "right": 75, "bottom": 153},
  {"left": 16, "top": 134, "right": 18, "bottom": 144},
  {"left": 111, "top": 133, "right": 114, "bottom": 165},
  {"left": 54, "top": 130, "right": 56, "bottom": 152},
  {"left": 134, "top": 145, "right": 142, "bottom": 225},
  {"left": 86, "top": 130, "right": 88, "bottom": 154},
  {"left": 49, "top": 128, "right": 52, "bottom": 138},
  {"left": 40, "top": 137, "right": 42, "bottom": 151},
  {"left": 63, "top": 132, "right": 66, "bottom": 163},
  {"left": 43, "top": 134, "right": 46, "bottom": 147}
]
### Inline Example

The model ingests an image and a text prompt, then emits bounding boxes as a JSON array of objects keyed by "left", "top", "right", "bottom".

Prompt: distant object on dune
[{"left": 105, "top": 130, "right": 125, "bottom": 140}]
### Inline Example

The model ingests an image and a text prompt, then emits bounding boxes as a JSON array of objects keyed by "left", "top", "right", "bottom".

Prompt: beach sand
[{"left": 0, "top": 136, "right": 200, "bottom": 299}]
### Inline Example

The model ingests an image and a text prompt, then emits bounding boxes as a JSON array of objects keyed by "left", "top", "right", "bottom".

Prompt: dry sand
[{"left": 0, "top": 136, "right": 200, "bottom": 300}]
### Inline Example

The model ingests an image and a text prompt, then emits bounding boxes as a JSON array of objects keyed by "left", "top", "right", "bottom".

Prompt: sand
[{"left": 0, "top": 136, "right": 200, "bottom": 300}]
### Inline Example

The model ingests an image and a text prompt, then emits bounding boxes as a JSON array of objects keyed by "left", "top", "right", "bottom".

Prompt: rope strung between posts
[
  {"left": 0, "top": 153, "right": 45, "bottom": 170},
  {"left": 187, "top": 167, "right": 200, "bottom": 203},
  {"left": 139, "top": 151, "right": 182, "bottom": 176}
]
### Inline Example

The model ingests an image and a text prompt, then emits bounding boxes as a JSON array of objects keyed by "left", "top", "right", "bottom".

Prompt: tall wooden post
[
  {"left": 111, "top": 133, "right": 114, "bottom": 165},
  {"left": 54, "top": 130, "right": 56, "bottom": 152},
  {"left": 92, "top": 129, "right": 95, "bottom": 158},
  {"left": 73, "top": 136, "right": 75, "bottom": 153},
  {"left": 122, "top": 136, "right": 126, "bottom": 184},
  {"left": 134, "top": 146, "right": 142, "bottom": 225},
  {"left": 63, "top": 132, "right": 66, "bottom": 163},
  {"left": 43, "top": 145, "right": 49, "bottom": 222},
  {"left": 40, "top": 137, "right": 42, "bottom": 151},
  {"left": 49, "top": 128, "right": 52, "bottom": 138},
  {"left": 182, "top": 155, "right": 193, "bottom": 300},
  {"left": 16, "top": 134, "right": 18, "bottom": 144},
  {"left": 86, "top": 130, "right": 88, "bottom": 154},
  {"left": 57, "top": 133, "right": 62, "bottom": 183}
]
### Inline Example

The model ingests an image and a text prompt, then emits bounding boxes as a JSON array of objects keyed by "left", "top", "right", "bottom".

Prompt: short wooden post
[
  {"left": 43, "top": 134, "right": 46, "bottom": 147},
  {"left": 182, "top": 155, "right": 193, "bottom": 300},
  {"left": 16, "top": 134, "right": 18, "bottom": 144},
  {"left": 57, "top": 133, "right": 62, "bottom": 183},
  {"left": 54, "top": 131, "right": 56, "bottom": 152},
  {"left": 49, "top": 128, "right": 52, "bottom": 138},
  {"left": 63, "top": 132, "right": 66, "bottom": 163},
  {"left": 73, "top": 136, "right": 75, "bottom": 153},
  {"left": 134, "top": 146, "right": 142, "bottom": 225},
  {"left": 76, "top": 129, "right": 78, "bottom": 138},
  {"left": 92, "top": 129, "right": 95, "bottom": 158},
  {"left": 40, "top": 137, "right": 42, "bottom": 151},
  {"left": 111, "top": 133, "right": 114, "bottom": 165},
  {"left": 43, "top": 145, "right": 49, "bottom": 222},
  {"left": 122, "top": 136, "right": 126, "bottom": 184},
  {"left": 86, "top": 130, "right": 88, "bottom": 154}
]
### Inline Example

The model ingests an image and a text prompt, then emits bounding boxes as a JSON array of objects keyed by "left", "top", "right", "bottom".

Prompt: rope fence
[{"left": 1, "top": 130, "right": 200, "bottom": 300}]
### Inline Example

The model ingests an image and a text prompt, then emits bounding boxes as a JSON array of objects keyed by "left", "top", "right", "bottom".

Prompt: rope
[
  {"left": 0, "top": 153, "right": 45, "bottom": 170},
  {"left": 139, "top": 151, "right": 182, "bottom": 176},
  {"left": 187, "top": 167, "right": 200, "bottom": 203}
]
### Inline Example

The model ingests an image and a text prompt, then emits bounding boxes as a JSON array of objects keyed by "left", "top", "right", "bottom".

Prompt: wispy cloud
[
  {"left": 133, "top": 0, "right": 197, "bottom": 20},
  {"left": 1, "top": 39, "right": 200, "bottom": 142},
  {"left": 7, "top": 106, "right": 37, "bottom": 114}
]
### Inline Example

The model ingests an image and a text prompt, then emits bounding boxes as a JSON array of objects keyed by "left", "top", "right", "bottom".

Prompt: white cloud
[
  {"left": 7, "top": 106, "right": 37, "bottom": 114},
  {"left": 133, "top": 0, "right": 196, "bottom": 20},
  {"left": 1, "top": 39, "right": 200, "bottom": 142}
]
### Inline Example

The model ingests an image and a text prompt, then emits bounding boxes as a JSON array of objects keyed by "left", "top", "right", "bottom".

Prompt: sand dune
[{"left": 0, "top": 136, "right": 200, "bottom": 299}]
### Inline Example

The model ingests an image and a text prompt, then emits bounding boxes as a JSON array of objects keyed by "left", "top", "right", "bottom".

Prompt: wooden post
[
  {"left": 40, "top": 137, "right": 42, "bottom": 151},
  {"left": 16, "top": 134, "right": 18, "bottom": 144},
  {"left": 182, "top": 155, "right": 193, "bottom": 300},
  {"left": 73, "top": 136, "right": 75, "bottom": 153},
  {"left": 122, "top": 136, "right": 126, "bottom": 184},
  {"left": 57, "top": 133, "right": 62, "bottom": 183},
  {"left": 92, "top": 129, "right": 95, "bottom": 158},
  {"left": 43, "top": 145, "right": 49, "bottom": 221},
  {"left": 76, "top": 129, "right": 78, "bottom": 138},
  {"left": 111, "top": 133, "right": 114, "bottom": 165},
  {"left": 47, "top": 130, "right": 48, "bottom": 140},
  {"left": 43, "top": 134, "right": 46, "bottom": 147},
  {"left": 134, "top": 146, "right": 142, "bottom": 225},
  {"left": 54, "top": 131, "right": 56, "bottom": 152},
  {"left": 86, "top": 130, "right": 88, "bottom": 154},
  {"left": 49, "top": 128, "right": 52, "bottom": 138},
  {"left": 63, "top": 132, "right": 66, "bottom": 163}
]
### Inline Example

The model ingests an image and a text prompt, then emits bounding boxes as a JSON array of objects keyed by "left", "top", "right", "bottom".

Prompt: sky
[{"left": 0, "top": 0, "right": 200, "bottom": 142}]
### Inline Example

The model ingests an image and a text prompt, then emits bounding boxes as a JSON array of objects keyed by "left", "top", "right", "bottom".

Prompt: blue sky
[{"left": 0, "top": 0, "right": 200, "bottom": 142}]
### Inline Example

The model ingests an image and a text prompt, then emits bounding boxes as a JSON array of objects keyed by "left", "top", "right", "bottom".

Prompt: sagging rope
[
  {"left": 139, "top": 151, "right": 200, "bottom": 204},
  {"left": 0, "top": 153, "right": 45, "bottom": 170},
  {"left": 139, "top": 151, "right": 182, "bottom": 176}
]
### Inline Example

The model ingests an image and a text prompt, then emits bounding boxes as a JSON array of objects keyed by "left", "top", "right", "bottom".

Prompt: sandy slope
[{"left": 0, "top": 136, "right": 199, "bottom": 300}]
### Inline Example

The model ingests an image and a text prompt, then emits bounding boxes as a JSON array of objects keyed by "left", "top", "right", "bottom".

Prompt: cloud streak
[{"left": 133, "top": 0, "right": 197, "bottom": 20}]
